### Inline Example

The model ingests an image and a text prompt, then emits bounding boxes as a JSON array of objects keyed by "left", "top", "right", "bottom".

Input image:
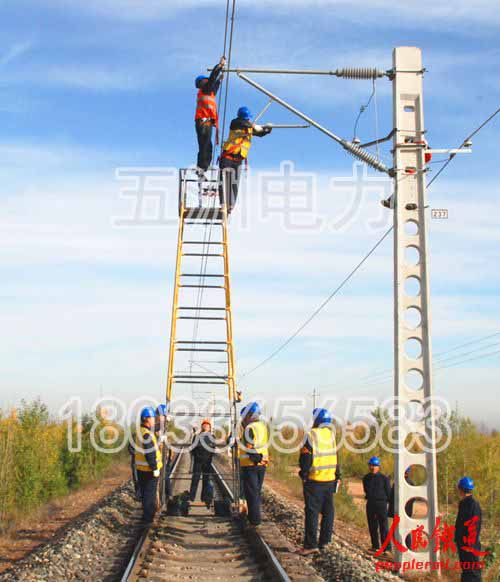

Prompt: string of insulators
[
  {"left": 341, "top": 140, "right": 393, "bottom": 175},
  {"left": 334, "top": 68, "right": 385, "bottom": 80}
]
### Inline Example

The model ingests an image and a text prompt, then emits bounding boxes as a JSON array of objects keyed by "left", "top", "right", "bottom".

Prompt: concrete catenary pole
[{"left": 392, "top": 46, "right": 439, "bottom": 565}]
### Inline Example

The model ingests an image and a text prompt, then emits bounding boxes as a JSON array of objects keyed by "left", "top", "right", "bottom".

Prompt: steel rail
[
  {"left": 120, "top": 451, "right": 183, "bottom": 582},
  {"left": 212, "top": 459, "right": 291, "bottom": 582}
]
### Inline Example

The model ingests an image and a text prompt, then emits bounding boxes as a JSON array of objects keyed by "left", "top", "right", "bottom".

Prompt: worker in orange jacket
[{"left": 194, "top": 56, "right": 226, "bottom": 177}]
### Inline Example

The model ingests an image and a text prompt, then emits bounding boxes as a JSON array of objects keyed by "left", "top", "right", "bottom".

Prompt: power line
[
  {"left": 239, "top": 106, "right": 500, "bottom": 380},
  {"left": 345, "top": 331, "right": 500, "bottom": 389},
  {"left": 426, "top": 106, "right": 500, "bottom": 188},
  {"left": 189, "top": 1, "right": 238, "bottom": 396},
  {"left": 240, "top": 226, "right": 393, "bottom": 378},
  {"left": 436, "top": 347, "right": 500, "bottom": 372}
]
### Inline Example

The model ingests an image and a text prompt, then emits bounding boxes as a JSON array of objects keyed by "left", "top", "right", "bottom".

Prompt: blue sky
[{"left": 1, "top": 0, "right": 499, "bottom": 425}]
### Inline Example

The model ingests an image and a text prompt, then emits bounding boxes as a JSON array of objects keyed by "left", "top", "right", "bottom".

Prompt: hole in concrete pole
[
  {"left": 404, "top": 307, "right": 422, "bottom": 329},
  {"left": 404, "top": 220, "right": 418, "bottom": 236},
  {"left": 405, "top": 276, "right": 421, "bottom": 296},
  {"left": 405, "top": 464, "right": 427, "bottom": 487},
  {"left": 405, "top": 338, "right": 422, "bottom": 359},
  {"left": 405, "top": 245, "right": 420, "bottom": 266},
  {"left": 405, "top": 369, "right": 424, "bottom": 390}
]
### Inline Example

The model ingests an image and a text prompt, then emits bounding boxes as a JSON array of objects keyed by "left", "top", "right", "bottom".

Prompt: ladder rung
[
  {"left": 174, "top": 381, "right": 227, "bottom": 385},
  {"left": 174, "top": 375, "right": 228, "bottom": 379},
  {"left": 176, "top": 348, "right": 228, "bottom": 352},
  {"left": 180, "top": 284, "right": 225, "bottom": 289},
  {"left": 176, "top": 341, "right": 229, "bottom": 344},
  {"left": 178, "top": 316, "right": 226, "bottom": 320},
  {"left": 178, "top": 307, "right": 226, "bottom": 310},
  {"left": 181, "top": 273, "right": 225, "bottom": 277},
  {"left": 184, "top": 221, "right": 223, "bottom": 225},
  {"left": 182, "top": 253, "right": 224, "bottom": 257},
  {"left": 183, "top": 241, "right": 225, "bottom": 245}
]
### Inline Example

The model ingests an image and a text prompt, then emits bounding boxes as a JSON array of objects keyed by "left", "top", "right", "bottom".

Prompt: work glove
[
  {"left": 252, "top": 453, "right": 264, "bottom": 465},
  {"left": 153, "top": 469, "right": 160, "bottom": 477}
]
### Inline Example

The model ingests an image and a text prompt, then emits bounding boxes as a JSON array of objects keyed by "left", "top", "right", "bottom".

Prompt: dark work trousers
[
  {"left": 303, "top": 480, "right": 335, "bottom": 549},
  {"left": 190, "top": 460, "right": 213, "bottom": 502},
  {"left": 130, "top": 456, "right": 140, "bottom": 499},
  {"left": 137, "top": 472, "right": 159, "bottom": 524},
  {"left": 219, "top": 157, "right": 242, "bottom": 212},
  {"left": 196, "top": 120, "right": 214, "bottom": 171},
  {"left": 458, "top": 548, "right": 482, "bottom": 581},
  {"left": 366, "top": 501, "right": 390, "bottom": 550},
  {"left": 241, "top": 466, "right": 266, "bottom": 525}
]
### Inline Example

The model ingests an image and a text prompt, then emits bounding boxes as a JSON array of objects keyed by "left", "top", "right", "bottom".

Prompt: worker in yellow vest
[
  {"left": 298, "top": 408, "right": 341, "bottom": 555},
  {"left": 134, "top": 406, "right": 163, "bottom": 524},
  {"left": 238, "top": 402, "right": 269, "bottom": 526},
  {"left": 219, "top": 107, "right": 272, "bottom": 213}
]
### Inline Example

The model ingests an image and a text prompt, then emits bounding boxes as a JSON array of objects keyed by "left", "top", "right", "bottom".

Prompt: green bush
[{"left": 0, "top": 399, "right": 125, "bottom": 529}]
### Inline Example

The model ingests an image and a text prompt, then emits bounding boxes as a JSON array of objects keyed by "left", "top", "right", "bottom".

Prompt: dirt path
[{"left": 0, "top": 462, "right": 130, "bottom": 574}]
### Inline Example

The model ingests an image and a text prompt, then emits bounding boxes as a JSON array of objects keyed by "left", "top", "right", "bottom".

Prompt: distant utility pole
[{"left": 312, "top": 388, "right": 319, "bottom": 409}]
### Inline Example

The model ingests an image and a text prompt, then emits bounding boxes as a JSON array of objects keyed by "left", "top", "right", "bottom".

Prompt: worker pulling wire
[{"left": 218, "top": 106, "right": 273, "bottom": 213}]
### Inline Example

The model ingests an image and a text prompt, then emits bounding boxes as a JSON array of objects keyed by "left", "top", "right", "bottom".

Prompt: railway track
[{"left": 121, "top": 452, "right": 321, "bottom": 582}]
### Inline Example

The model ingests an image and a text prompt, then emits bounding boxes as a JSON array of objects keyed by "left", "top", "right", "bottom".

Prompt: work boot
[
  {"left": 196, "top": 167, "right": 207, "bottom": 180},
  {"left": 296, "top": 547, "right": 320, "bottom": 556}
]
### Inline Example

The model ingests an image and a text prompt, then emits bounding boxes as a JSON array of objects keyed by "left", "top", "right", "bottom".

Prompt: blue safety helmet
[
  {"left": 195, "top": 75, "right": 208, "bottom": 88},
  {"left": 458, "top": 476, "right": 474, "bottom": 492},
  {"left": 156, "top": 404, "right": 168, "bottom": 416},
  {"left": 237, "top": 106, "right": 252, "bottom": 120},
  {"left": 368, "top": 456, "right": 381, "bottom": 466},
  {"left": 313, "top": 407, "right": 332, "bottom": 426},
  {"left": 140, "top": 406, "right": 156, "bottom": 419},
  {"left": 241, "top": 401, "right": 260, "bottom": 417}
]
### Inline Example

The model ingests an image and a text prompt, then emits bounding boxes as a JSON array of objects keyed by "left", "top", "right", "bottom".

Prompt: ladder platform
[{"left": 183, "top": 207, "right": 224, "bottom": 221}]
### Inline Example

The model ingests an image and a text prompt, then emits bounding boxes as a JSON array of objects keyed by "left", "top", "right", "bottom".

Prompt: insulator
[
  {"left": 342, "top": 141, "right": 391, "bottom": 174},
  {"left": 335, "top": 67, "right": 385, "bottom": 80}
]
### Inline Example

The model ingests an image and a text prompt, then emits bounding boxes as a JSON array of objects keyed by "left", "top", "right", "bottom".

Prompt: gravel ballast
[
  {"left": 262, "top": 486, "right": 398, "bottom": 581},
  {"left": 1, "top": 483, "right": 141, "bottom": 581}
]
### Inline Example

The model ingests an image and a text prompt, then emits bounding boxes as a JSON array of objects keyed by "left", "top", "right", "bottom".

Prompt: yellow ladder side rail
[
  {"left": 221, "top": 201, "right": 236, "bottom": 404},
  {"left": 166, "top": 197, "right": 186, "bottom": 403}
]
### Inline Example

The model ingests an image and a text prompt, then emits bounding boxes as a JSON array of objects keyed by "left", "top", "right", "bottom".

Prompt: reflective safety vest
[
  {"left": 195, "top": 89, "right": 218, "bottom": 126},
  {"left": 238, "top": 420, "right": 269, "bottom": 467},
  {"left": 134, "top": 426, "right": 163, "bottom": 472},
  {"left": 308, "top": 427, "right": 337, "bottom": 482},
  {"left": 222, "top": 127, "right": 253, "bottom": 160}
]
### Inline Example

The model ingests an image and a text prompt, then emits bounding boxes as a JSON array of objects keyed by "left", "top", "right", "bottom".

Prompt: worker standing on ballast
[
  {"left": 298, "top": 408, "right": 341, "bottom": 555},
  {"left": 189, "top": 419, "right": 216, "bottom": 508},
  {"left": 238, "top": 402, "right": 269, "bottom": 526},
  {"left": 363, "top": 456, "right": 391, "bottom": 555},
  {"left": 134, "top": 406, "right": 163, "bottom": 525},
  {"left": 194, "top": 56, "right": 226, "bottom": 177},
  {"left": 219, "top": 107, "right": 272, "bottom": 213},
  {"left": 455, "top": 476, "right": 484, "bottom": 582}
]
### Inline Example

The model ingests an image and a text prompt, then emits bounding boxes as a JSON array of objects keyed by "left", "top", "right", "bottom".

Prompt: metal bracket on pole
[
  {"left": 237, "top": 72, "right": 393, "bottom": 175},
  {"left": 392, "top": 47, "right": 439, "bottom": 567},
  {"left": 254, "top": 99, "right": 273, "bottom": 122},
  {"left": 210, "top": 66, "right": 389, "bottom": 79},
  {"left": 262, "top": 123, "right": 310, "bottom": 129}
]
